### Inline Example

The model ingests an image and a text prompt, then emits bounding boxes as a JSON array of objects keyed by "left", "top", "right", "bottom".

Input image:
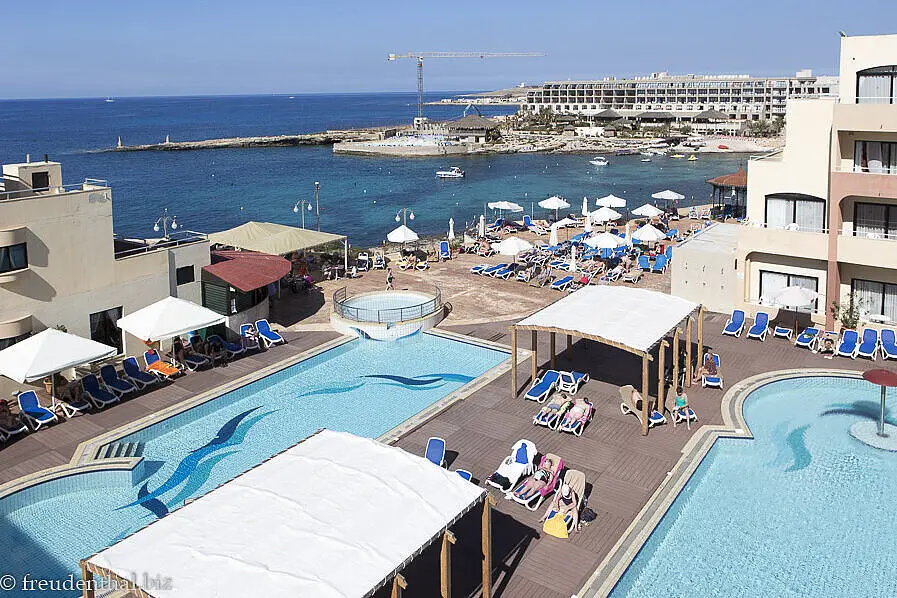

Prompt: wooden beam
[
  {"left": 641, "top": 353, "right": 649, "bottom": 436},
  {"left": 697, "top": 307, "right": 705, "bottom": 367},
  {"left": 685, "top": 317, "right": 693, "bottom": 388},
  {"left": 531, "top": 331, "right": 538, "bottom": 387},
  {"left": 550, "top": 332, "right": 556, "bottom": 370},
  {"left": 566, "top": 334, "right": 572, "bottom": 360},
  {"left": 391, "top": 574, "right": 407, "bottom": 598},
  {"left": 673, "top": 328, "right": 680, "bottom": 392},
  {"left": 80, "top": 561, "right": 95, "bottom": 598},
  {"left": 440, "top": 530, "right": 457, "bottom": 598},
  {"left": 658, "top": 340, "right": 667, "bottom": 418},
  {"left": 510, "top": 327, "right": 517, "bottom": 398},
  {"left": 482, "top": 495, "right": 495, "bottom": 598},
  {"left": 512, "top": 324, "right": 653, "bottom": 359}
]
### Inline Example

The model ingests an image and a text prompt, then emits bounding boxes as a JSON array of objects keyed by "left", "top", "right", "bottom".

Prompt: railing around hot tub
[{"left": 333, "top": 286, "right": 443, "bottom": 323}]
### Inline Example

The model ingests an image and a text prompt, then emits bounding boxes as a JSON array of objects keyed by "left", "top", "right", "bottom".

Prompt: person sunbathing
[
  {"left": 539, "top": 483, "right": 579, "bottom": 530},
  {"left": 561, "top": 397, "right": 591, "bottom": 428},
  {"left": 513, "top": 456, "right": 557, "bottom": 500},
  {"left": 692, "top": 348, "right": 718, "bottom": 383},
  {"left": 535, "top": 395, "right": 572, "bottom": 425}
]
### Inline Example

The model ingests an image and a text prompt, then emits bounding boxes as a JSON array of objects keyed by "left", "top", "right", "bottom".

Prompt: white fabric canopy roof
[
  {"left": 0, "top": 329, "right": 117, "bottom": 383},
  {"left": 208, "top": 221, "right": 345, "bottom": 256},
  {"left": 87, "top": 430, "right": 485, "bottom": 598},
  {"left": 116, "top": 297, "right": 226, "bottom": 343},
  {"left": 387, "top": 224, "right": 419, "bottom": 243},
  {"left": 590, "top": 206, "right": 622, "bottom": 223},
  {"left": 596, "top": 194, "right": 627, "bottom": 208},
  {"left": 651, "top": 189, "right": 685, "bottom": 202},
  {"left": 487, "top": 201, "right": 523, "bottom": 212},
  {"left": 632, "top": 223, "right": 667, "bottom": 242},
  {"left": 632, "top": 203, "right": 664, "bottom": 218},
  {"left": 515, "top": 286, "right": 698, "bottom": 353},
  {"left": 538, "top": 196, "right": 569, "bottom": 210}
]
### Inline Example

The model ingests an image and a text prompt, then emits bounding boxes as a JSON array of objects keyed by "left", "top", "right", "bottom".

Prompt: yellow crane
[{"left": 386, "top": 51, "right": 544, "bottom": 119}]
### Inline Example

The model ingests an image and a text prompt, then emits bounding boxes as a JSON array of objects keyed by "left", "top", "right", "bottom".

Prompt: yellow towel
[{"left": 543, "top": 513, "right": 568, "bottom": 539}]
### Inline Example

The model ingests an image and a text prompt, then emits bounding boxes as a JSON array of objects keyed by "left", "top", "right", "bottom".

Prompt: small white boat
[
  {"left": 641, "top": 158, "right": 652, "bottom": 162},
  {"left": 104, "top": 97, "right": 115, "bottom": 103},
  {"left": 589, "top": 156, "right": 609, "bottom": 166},
  {"left": 640, "top": 151, "right": 653, "bottom": 156},
  {"left": 436, "top": 166, "right": 465, "bottom": 179}
]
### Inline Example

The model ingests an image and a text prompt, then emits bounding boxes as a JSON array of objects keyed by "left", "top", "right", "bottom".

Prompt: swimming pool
[
  {"left": 0, "top": 332, "right": 507, "bottom": 597},
  {"left": 609, "top": 376, "right": 897, "bottom": 598}
]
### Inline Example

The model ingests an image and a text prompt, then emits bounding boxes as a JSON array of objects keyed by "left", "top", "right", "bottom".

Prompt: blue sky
[{"left": 2, "top": 0, "right": 896, "bottom": 98}]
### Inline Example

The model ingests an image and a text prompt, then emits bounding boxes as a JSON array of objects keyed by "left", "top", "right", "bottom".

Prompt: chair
[
  {"left": 544, "top": 469, "right": 586, "bottom": 533},
  {"left": 746, "top": 312, "right": 770, "bottom": 341},
  {"left": 619, "top": 384, "right": 666, "bottom": 428},
  {"left": 650, "top": 255, "right": 668, "bottom": 273},
  {"left": 794, "top": 327, "right": 820, "bottom": 350},
  {"left": 356, "top": 252, "right": 370, "bottom": 271},
  {"left": 144, "top": 350, "right": 182, "bottom": 380},
  {"left": 455, "top": 470, "right": 473, "bottom": 482},
  {"left": 16, "top": 391, "right": 58, "bottom": 431},
  {"left": 470, "top": 264, "right": 489, "bottom": 275},
  {"left": 372, "top": 252, "right": 386, "bottom": 269},
  {"left": 508, "top": 453, "right": 564, "bottom": 511},
  {"left": 486, "top": 439, "right": 537, "bottom": 492},
  {"left": 638, "top": 255, "right": 652, "bottom": 271},
  {"left": 533, "top": 398, "right": 572, "bottom": 430},
  {"left": 100, "top": 364, "right": 136, "bottom": 397},
  {"left": 439, "top": 241, "right": 451, "bottom": 260},
  {"left": 239, "top": 325, "right": 261, "bottom": 351},
  {"left": 82, "top": 374, "right": 121, "bottom": 409},
  {"left": 881, "top": 328, "right": 897, "bottom": 360},
  {"left": 550, "top": 275, "right": 574, "bottom": 291},
  {"left": 495, "top": 265, "right": 517, "bottom": 280},
  {"left": 481, "top": 263, "right": 508, "bottom": 276},
  {"left": 525, "top": 370, "right": 561, "bottom": 403},
  {"left": 122, "top": 357, "right": 158, "bottom": 389},
  {"left": 857, "top": 328, "right": 879, "bottom": 360},
  {"left": 599, "top": 269, "right": 622, "bottom": 284},
  {"left": 701, "top": 354, "right": 723, "bottom": 389},
  {"left": 722, "top": 310, "right": 745, "bottom": 337},
  {"left": 558, "top": 370, "right": 589, "bottom": 394},
  {"left": 255, "top": 319, "right": 285, "bottom": 348},
  {"left": 415, "top": 260, "right": 429, "bottom": 271},
  {"left": 621, "top": 269, "right": 642, "bottom": 284},
  {"left": 425, "top": 437, "right": 446, "bottom": 467},
  {"left": 773, "top": 325, "right": 793, "bottom": 340},
  {"left": 836, "top": 330, "right": 859, "bottom": 358},
  {"left": 665, "top": 245, "right": 673, "bottom": 261},
  {"left": 557, "top": 399, "right": 593, "bottom": 437},
  {"left": 208, "top": 334, "right": 246, "bottom": 358}
]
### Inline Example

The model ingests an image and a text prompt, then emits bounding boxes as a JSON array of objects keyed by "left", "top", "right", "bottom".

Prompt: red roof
[
  {"left": 203, "top": 250, "right": 291, "bottom": 292},
  {"left": 706, "top": 167, "right": 747, "bottom": 189}
]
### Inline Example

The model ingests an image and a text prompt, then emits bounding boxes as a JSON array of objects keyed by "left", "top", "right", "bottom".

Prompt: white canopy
[
  {"left": 770, "top": 285, "right": 819, "bottom": 308},
  {"left": 538, "top": 195, "right": 570, "bottom": 210},
  {"left": 581, "top": 197, "right": 590, "bottom": 217},
  {"left": 116, "top": 297, "right": 226, "bottom": 343},
  {"left": 554, "top": 217, "right": 578, "bottom": 228},
  {"left": 487, "top": 201, "right": 523, "bottom": 212},
  {"left": 0, "top": 329, "right": 117, "bottom": 384},
  {"left": 387, "top": 224, "right": 419, "bottom": 244},
  {"left": 496, "top": 236, "right": 533, "bottom": 256},
  {"left": 590, "top": 206, "right": 622, "bottom": 223},
  {"left": 447, "top": 217, "right": 455, "bottom": 240},
  {"left": 632, "top": 223, "right": 667, "bottom": 242},
  {"left": 596, "top": 194, "right": 627, "bottom": 208},
  {"left": 652, "top": 189, "right": 685, "bottom": 202},
  {"left": 86, "top": 430, "right": 485, "bottom": 598},
  {"left": 632, "top": 203, "right": 664, "bottom": 218},
  {"left": 515, "top": 286, "right": 699, "bottom": 353},
  {"left": 585, "top": 232, "right": 627, "bottom": 249}
]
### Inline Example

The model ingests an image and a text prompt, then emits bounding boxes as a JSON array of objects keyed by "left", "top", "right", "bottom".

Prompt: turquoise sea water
[
  {"left": 0, "top": 334, "right": 507, "bottom": 597},
  {"left": 610, "top": 376, "right": 897, "bottom": 598},
  {"left": 0, "top": 93, "right": 746, "bottom": 246}
]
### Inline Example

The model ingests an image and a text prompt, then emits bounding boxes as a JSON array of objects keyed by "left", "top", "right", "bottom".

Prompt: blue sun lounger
[
  {"left": 637, "top": 255, "right": 651, "bottom": 271},
  {"left": 881, "top": 328, "right": 897, "bottom": 360},
  {"left": 425, "top": 437, "right": 446, "bottom": 467},
  {"left": 82, "top": 374, "right": 121, "bottom": 409},
  {"left": 651, "top": 255, "right": 668, "bottom": 273},
  {"left": 439, "top": 241, "right": 451, "bottom": 260},
  {"left": 551, "top": 275, "right": 574, "bottom": 291},
  {"left": 123, "top": 357, "right": 158, "bottom": 389},
  {"left": 857, "top": 328, "right": 879, "bottom": 360},
  {"left": 456, "top": 469, "right": 473, "bottom": 481},
  {"left": 208, "top": 334, "right": 246, "bottom": 358},
  {"left": 482, "top": 263, "right": 508, "bottom": 276},
  {"left": 525, "top": 370, "right": 561, "bottom": 403},
  {"left": 255, "top": 319, "right": 285, "bottom": 348},
  {"left": 722, "top": 309, "right": 745, "bottom": 337},
  {"left": 0, "top": 409, "right": 29, "bottom": 440},
  {"left": 16, "top": 391, "right": 58, "bottom": 431},
  {"left": 701, "top": 354, "right": 723, "bottom": 389},
  {"left": 100, "top": 364, "right": 136, "bottom": 397},
  {"left": 746, "top": 312, "right": 770, "bottom": 341},
  {"left": 470, "top": 264, "right": 489, "bottom": 274},
  {"left": 794, "top": 327, "right": 820, "bottom": 349},
  {"left": 495, "top": 265, "right": 517, "bottom": 280},
  {"left": 836, "top": 330, "right": 859, "bottom": 358}
]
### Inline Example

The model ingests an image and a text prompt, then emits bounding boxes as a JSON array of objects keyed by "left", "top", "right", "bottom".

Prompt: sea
[{"left": 0, "top": 93, "right": 748, "bottom": 247}]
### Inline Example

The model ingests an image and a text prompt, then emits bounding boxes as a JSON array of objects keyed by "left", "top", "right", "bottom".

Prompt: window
[
  {"left": 852, "top": 279, "right": 897, "bottom": 322},
  {"left": 0, "top": 242, "right": 28, "bottom": 274},
  {"left": 854, "top": 202, "right": 897, "bottom": 239},
  {"left": 764, "top": 194, "right": 826, "bottom": 232},
  {"left": 0, "top": 332, "right": 30, "bottom": 351},
  {"left": 90, "top": 306, "right": 123, "bottom": 354},
  {"left": 857, "top": 66, "right": 897, "bottom": 104},
  {"left": 854, "top": 141, "right": 897, "bottom": 174},
  {"left": 759, "top": 271, "right": 819, "bottom": 312},
  {"left": 30, "top": 171, "right": 49, "bottom": 189},
  {"left": 176, "top": 265, "right": 195, "bottom": 285}
]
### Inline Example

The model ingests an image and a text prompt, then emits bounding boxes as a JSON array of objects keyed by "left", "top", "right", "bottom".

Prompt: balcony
[
  {"left": 833, "top": 103, "right": 897, "bottom": 133},
  {"left": 831, "top": 169, "right": 897, "bottom": 202},
  {"left": 737, "top": 224, "right": 828, "bottom": 261},
  {"left": 838, "top": 233, "right": 897, "bottom": 269}
]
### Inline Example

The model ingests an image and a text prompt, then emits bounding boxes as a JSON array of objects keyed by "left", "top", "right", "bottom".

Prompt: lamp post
[
  {"left": 314, "top": 181, "right": 321, "bottom": 231},
  {"left": 153, "top": 208, "right": 178, "bottom": 239},
  {"left": 293, "top": 199, "right": 313, "bottom": 229},
  {"left": 395, "top": 208, "right": 415, "bottom": 227}
]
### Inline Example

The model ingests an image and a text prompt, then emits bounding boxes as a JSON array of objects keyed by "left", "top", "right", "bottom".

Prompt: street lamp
[
  {"left": 293, "top": 199, "right": 313, "bottom": 229},
  {"left": 395, "top": 208, "right": 415, "bottom": 226},
  {"left": 314, "top": 181, "right": 321, "bottom": 231},
  {"left": 153, "top": 208, "right": 178, "bottom": 239}
]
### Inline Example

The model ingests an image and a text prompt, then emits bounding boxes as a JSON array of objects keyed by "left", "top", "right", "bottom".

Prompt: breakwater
[{"left": 105, "top": 129, "right": 387, "bottom": 152}]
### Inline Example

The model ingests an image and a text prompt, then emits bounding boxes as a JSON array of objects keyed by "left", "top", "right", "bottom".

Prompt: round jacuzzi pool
[{"left": 331, "top": 287, "right": 445, "bottom": 340}]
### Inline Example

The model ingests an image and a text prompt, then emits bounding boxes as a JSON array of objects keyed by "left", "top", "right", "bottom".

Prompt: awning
[
  {"left": 203, "top": 250, "right": 292, "bottom": 292},
  {"left": 116, "top": 297, "right": 226, "bottom": 343},
  {"left": 208, "top": 221, "right": 346, "bottom": 256},
  {"left": 0, "top": 329, "right": 117, "bottom": 383},
  {"left": 84, "top": 430, "right": 486, "bottom": 598}
]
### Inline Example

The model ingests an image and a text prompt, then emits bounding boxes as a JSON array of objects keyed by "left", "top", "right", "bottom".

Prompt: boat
[
  {"left": 670, "top": 154, "right": 685, "bottom": 159},
  {"left": 688, "top": 155, "right": 698, "bottom": 161},
  {"left": 589, "top": 156, "right": 609, "bottom": 166},
  {"left": 718, "top": 144, "right": 729, "bottom": 150},
  {"left": 641, "top": 158, "right": 652, "bottom": 162},
  {"left": 104, "top": 97, "right": 115, "bottom": 103},
  {"left": 640, "top": 151, "right": 653, "bottom": 156},
  {"left": 436, "top": 166, "right": 465, "bottom": 179}
]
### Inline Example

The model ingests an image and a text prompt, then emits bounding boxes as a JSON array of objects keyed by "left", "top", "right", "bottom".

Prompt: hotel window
[
  {"left": 854, "top": 141, "right": 897, "bottom": 174},
  {"left": 176, "top": 265, "right": 195, "bottom": 285},
  {"left": 759, "top": 271, "right": 819, "bottom": 312},
  {"left": 854, "top": 202, "right": 897, "bottom": 240},
  {"left": 764, "top": 193, "right": 826, "bottom": 232},
  {"left": 0, "top": 242, "right": 28, "bottom": 274},
  {"left": 852, "top": 279, "right": 897, "bottom": 322},
  {"left": 856, "top": 66, "right": 897, "bottom": 104},
  {"left": 90, "top": 306, "right": 123, "bottom": 354}
]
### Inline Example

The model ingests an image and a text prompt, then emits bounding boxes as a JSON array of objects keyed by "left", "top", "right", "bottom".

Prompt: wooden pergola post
[
  {"left": 80, "top": 562, "right": 95, "bottom": 598},
  {"left": 391, "top": 574, "right": 407, "bottom": 598},
  {"left": 658, "top": 340, "right": 667, "bottom": 418},
  {"left": 440, "top": 530, "right": 457, "bottom": 598},
  {"left": 531, "top": 331, "right": 538, "bottom": 386},
  {"left": 482, "top": 495, "right": 496, "bottom": 598},
  {"left": 550, "top": 332, "right": 556, "bottom": 370},
  {"left": 696, "top": 307, "right": 705, "bottom": 366},
  {"left": 641, "top": 353, "right": 650, "bottom": 436},
  {"left": 685, "top": 317, "right": 693, "bottom": 387},
  {"left": 510, "top": 327, "right": 517, "bottom": 398},
  {"left": 672, "top": 328, "right": 680, "bottom": 391},
  {"left": 566, "top": 334, "right": 572, "bottom": 360}
]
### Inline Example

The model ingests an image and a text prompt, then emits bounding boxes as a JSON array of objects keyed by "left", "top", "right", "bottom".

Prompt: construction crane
[{"left": 386, "top": 51, "right": 544, "bottom": 119}]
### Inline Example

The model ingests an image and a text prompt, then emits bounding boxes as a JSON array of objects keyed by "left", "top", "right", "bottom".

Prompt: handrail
[
  {"left": 113, "top": 233, "right": 208, "bottom": 259},
  {"left": 832, "top": 165, "right": 897, "bottom": 176},
  {"left": 333, "top": 285, "right": 443, "bottom": 324},
  {"left": 748, "top": 147, "right": 784, "bottom": 161},
  {"left": 0, "top": 180, "right": 110, "bottom": 201}
]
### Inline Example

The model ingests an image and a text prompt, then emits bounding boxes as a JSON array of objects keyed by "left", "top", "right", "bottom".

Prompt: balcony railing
[
  {"left": 832, "top": 165, "right": 897, "bottom": 176},
  {"left": 0, "top": 180, "right": 109, "bottom": 202},
  {"left": 113, "top": 230, "right": 208, "bottom": 259}
]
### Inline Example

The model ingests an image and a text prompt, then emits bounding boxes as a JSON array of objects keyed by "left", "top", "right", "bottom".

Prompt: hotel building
[{"left": 673, "top": 33, "right": 897, "bottom": 330}]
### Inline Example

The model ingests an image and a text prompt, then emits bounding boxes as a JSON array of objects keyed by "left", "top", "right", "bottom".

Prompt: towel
[{"left": 543, "top": 513, "right": 569, "bottom": 539}]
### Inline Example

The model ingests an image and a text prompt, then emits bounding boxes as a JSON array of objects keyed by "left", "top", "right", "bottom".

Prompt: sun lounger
[
  {"left": 746, "top": 312, "right": 770, "bottom": 341},
  {"left": 523, "top": 215, "right": 547, "bottom": 235},
  {"left": 881, "top": 328, "right": 897, "bottom": 360},
  {"left": 638, "top": 255, "right": 652, "bottom": 271},
  {"left": 672, "top": 405, "right": 698, "bottom": 425},
  {"left": 599, "top": 269, "right": 622, "bottom": 284},
  {"left": 100, "top": 364, "right": 136, "bottom": 397},
  {"left": 482, "top": 263, "right": 508, "bottom": 276},
  {"left": 144, "top": 350, "right": 182, "bottom": 380},
  {"left": 558, "top": 399, "right": 593, "bottom": 436},
  {"left": 82, "top": 374, "right": 121, "bottom": 409},
  {"left": 122, "top": 357, "right": 158, "bottom": 389},
  {"left": 836, "top": 330, "right": 859, "bottom": 358},
  {"left": 16, "top": 391, "right": 58, "bottom": 431},
  {"left": 416, "top": 260, "right": 429, "bottom": 271},
  {"left": 621, "top": 269, "right": 642, "bottom": 284},
  {"left": 372, "top": 252, "right": 385, "bottom": 269},
  {"left": 619, "top": 384, "right": 666, "bottom": 428},
  {"left": 425, "top": 437, "right": 446, "bottom": 467},
  {"left": 702, "top": 354, "right": 723, "bottom": 389},
  {"left": 544, "top": 469, "right": 587, "bottom": 533},
  {"left": 470, "top": 264, "right": 489, "bottom": 275},
  {"left": 558, "top": 370, "right": 588, "bottom": 394},
  {"left": 773, "top": 325, "right": 793, "bottom": 340},
  {"left": 178, "top": 350, "right": 209, "bottom": 371},
  {"left": 239, "top": 325, "right": 261, "bottom": 352},
  {"left": 794, "top": 327, "right": 819, "bottom": 350},
  {"left": 486, "top": 218, "right": 503, "bottom": 232},
  {"left": 486, "top": 439, "right": 537, "bottom": 492},
  {"left": 650, "top": 255, "right": 668, "bottom": 273},
  {"left": 208, "top": 334, "right": 246, "bottom": 358},
  {"left": 495, "top": 265, "right": 517, "bottom": 280},
  {"left": 525, "top": 370, "right": 561, "bottom": 403},
  {"left": 533, "top": 398, "right": 572, "bottom": 430},
  {"left": 551, "top": 275, "right": 574, "bottom": 291},
  {"left": 509, "top": 453, "right": 564, "bottom": 511},
  {"left": 256, "top": 319, "right": 285, "bottom": 348},
  {"left": 0, "top": 400, "right": 29, "bottom": 439},
  {"left": 857, "top": 328, "right": 879, "bottom": 360},
  {"left": 455, "top": 470, "right": 472, "bottom": 482},
  {"left": 439, "top": 241, "right": 451, "bottom": 260},
  {"left": 722, "top": 309, "right": 745, "bottom": 337}
]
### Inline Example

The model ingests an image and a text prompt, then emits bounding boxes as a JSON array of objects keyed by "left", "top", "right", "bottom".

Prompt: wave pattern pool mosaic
[
  {"left": 610, "top": 376, "right": 897, "bottom": 598},
  {"left": 0, "top": 333, "right": 507, "bottom": 597}
]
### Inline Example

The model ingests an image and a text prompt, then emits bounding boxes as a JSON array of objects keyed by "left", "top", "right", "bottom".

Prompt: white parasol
[
  {"left": 387, "top": 224, "right": 419, "bottom": 244},
  {"left": 632, "top": 223, "right": 667, "bottom": 242},
  {"left": 447, "top": 218, "right": 455, "bottom": 241},
  {"left": 595, "top": 194, "right": 627, "bottom": 208},
  {"left": 632, "top": 203, "right": 664, "bottom": 218}
]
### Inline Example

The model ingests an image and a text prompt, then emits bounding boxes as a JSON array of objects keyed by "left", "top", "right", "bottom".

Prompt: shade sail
[
  {"left": 487, "top": 201, "right": 523, "bottom": 212},
  {"left": 632, "top": 203, "right": 664, "bottom": 218},
  {"left": 496, "top": 236, "right": 533, "bottom": 256},
  {"left": 515, "top": 286, "right": 699, "bottom": 353},
  {"left": 539, "top": 196, "right": 570, "bottom": 210},
  {"left": 632, "top": 223, "right": 667, "bottom": 242},
  {"left": 203, "top": 250, "right": 292, "bottom": 292},
  {"left": 596, "top": 194, "right": 627, "bottom": 208},
  {"left": 585, "top": 232, "right": 627, "bottom": 249},
  {"left": 86, "top": 430, "right": 485, "bottom": 598},
  {"left": 116, "top": 297, "right": 226, "bottom": 343},
  {"left": 651, "top": 189, "right": 685, "bottom": 202},
  {"left": 0, "top": 329, "right": 117, "bottom": 384},
  {"left": 590, "top": 206, "right": 622, "bottom": 223},
  {"left": 387, "top": 224, "right": 419, "bottom": 243},
  {"left": 208, "top": 221, "right": 345, "bottom": 256}
]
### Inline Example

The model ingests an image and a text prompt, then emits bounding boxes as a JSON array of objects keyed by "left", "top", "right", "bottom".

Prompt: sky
[{"left": 2, "top": 0, "right": 896, "bottom": 99}]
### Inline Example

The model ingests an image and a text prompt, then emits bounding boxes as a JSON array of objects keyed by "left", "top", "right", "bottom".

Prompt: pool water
[
  {"left": 610, "top": 376, "right": 897, "bottom": 598},
  {"left": 0, "top": 333, "right": 506, "bottom": 597}
]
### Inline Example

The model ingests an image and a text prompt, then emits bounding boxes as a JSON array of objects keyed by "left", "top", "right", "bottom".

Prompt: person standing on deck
[{"left": 385, "top": 266, "right": 394, "bottom": 291}]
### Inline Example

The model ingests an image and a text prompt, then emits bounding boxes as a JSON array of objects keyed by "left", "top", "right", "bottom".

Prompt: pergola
[
  {"left": 81, "top": 430, "right": 495, "bottom": 598},
  {"left": 706, "top": 167, "right": 747, "bottom": 217},
  {"left": 510, "top": 287, "right": 704, "bottom": 435}
]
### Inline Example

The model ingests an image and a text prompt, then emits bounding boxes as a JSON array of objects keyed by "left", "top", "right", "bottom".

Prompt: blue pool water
[
  {"left": 610, "top": 376, "right": 897, "bottom": 598},
  {"left": 0, "top": 333, "right": 506, "bottom": 596}
]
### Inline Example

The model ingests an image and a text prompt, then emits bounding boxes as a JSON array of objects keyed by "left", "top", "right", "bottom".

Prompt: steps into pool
[{"left": 97, "top": 441, "right": 145, "bottom": 459}]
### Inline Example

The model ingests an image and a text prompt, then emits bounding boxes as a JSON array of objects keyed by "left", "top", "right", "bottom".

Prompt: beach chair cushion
[
  {"left": 837, "top": 330, "right": 859, "bottom": 357},
  {"left": 17, "top": 391, "right": 56, "bottom": 423},
  {"left": 123, "top": 357, "right": 157, "bottom": 386},
  {"left": 795, "top": 327, "right": 819, "bottom": 347},
  {"left": 425, "top": 437, "right": 446, "bottom": 467},
  {"left": 256, "top": 319, "right": 284, "bottom": 345},
  {"left": 858, "top": 329, "right": 878, "bottom": 357}
]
